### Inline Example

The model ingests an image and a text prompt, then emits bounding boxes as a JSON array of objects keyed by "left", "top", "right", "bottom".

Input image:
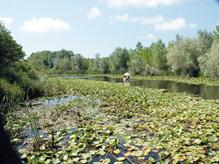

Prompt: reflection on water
[
  {"left": 129, "top": 79, "right": 219, "bottom": 99},
  {"left": 62, "top": 75, "right": 219, "bottom": 100},
  {"left": 44, "top": 95, "right": 78, "bottom": 108}
]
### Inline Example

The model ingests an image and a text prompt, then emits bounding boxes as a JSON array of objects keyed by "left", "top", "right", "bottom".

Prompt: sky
[{"left": 0, "top": 0, "right": 219, "bottom": 58}]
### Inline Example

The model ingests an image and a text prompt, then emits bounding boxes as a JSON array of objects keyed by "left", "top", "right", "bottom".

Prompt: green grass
[{"left": 6, "top": 78, "right": 219, "bottom": 163}]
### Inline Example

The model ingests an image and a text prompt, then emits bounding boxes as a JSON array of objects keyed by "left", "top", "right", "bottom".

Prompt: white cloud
[
  {"left": 108, "top": 0, "right": 184, "bottom": 8},
  {"left": 114, "top": 14, "right": 140, "bottom": 22},
  {"left": 0, "top": 17, "right": 14, "bottom": 28},
  {"left": 189, "top": 23, "right": 198, "bottom": 29},
  {"left": 87, "top": 7, "right": 102, "bottom": 19},
  {"left": 154, "top": 17, "right": 187, "bottom": 31},
  {"left": 115, "top": 14, "right": 130, "bottom": 22},
  {"left": 140, "top": 15, "right": 164, "bottom": 25},
  {"left": 113, "top": 14, "right": 192, "bottom": 31},
  {"left": 20, "top": 17, "right": 71, "bottom": 33},
  {"left": 139, "top": 34, "right": 157, "bottom": 40}
]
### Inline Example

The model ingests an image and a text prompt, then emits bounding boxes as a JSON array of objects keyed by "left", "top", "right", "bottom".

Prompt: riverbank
[
  {"left": 6, "top": 78, "right": 219, "bottom": 163},
  {"left": 85, "top": 74, "right": 219, "bottom": 86},
  {"left": 52, "top": 73, "right": 219, "bottom": 86}
]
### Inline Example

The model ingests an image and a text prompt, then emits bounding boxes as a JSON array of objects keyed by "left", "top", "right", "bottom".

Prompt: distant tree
[
  {"left": 87, "top": 54, "right": 101, "bottom": 73},
  {"left": 128, "top": 53, "right": 146, "bottom": 75},
  {"left": 196, "top": 30, "right": 214, "bottom": 55},
  {"left": 99, "top": 58, "right": 109, "bottom": 74},
  {"left": 72, "top": 54, "right": 86, "bottom": 73},
  {"left": 213, "top": 26, "right": 219, "bottom": 40},
  {"left": 28, "top": 50, "right": 88, "bottom": 74},
  {"left": 198, "top": 39, "right": 219, "bottom": 78},
  {"left": 150, "top": 39, "right": 167, "bottom": 70},
  {"left": 167, "top": 38, "right": 200, "bottom": 76},
  {"left": 109, "top": 47, "right": 129, "bottom": 74},
  {"left": 129, "top": 43, "right": 149, "bottom": 75},
  {"left": 56, "top": 58, "right": 72, "bottom": 73},
  {"left": 135, "top": 41, "right": 144, "bottom": 52}
]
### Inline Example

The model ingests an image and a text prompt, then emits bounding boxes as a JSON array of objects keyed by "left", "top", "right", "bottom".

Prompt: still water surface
[{"left": 62, "top": 75, "right": 219, "bottom": 100}]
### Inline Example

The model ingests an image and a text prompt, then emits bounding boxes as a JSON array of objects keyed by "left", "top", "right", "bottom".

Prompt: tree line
[{"left": 28, "top": 26, "right": 219, "bottom": 78}]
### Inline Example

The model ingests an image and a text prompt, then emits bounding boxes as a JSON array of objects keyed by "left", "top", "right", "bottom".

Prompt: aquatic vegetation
[
  {"left": 130, "top": 75, "right": 219, "bottom": 86},
  {"left": 85, "top": 74, "right": 219, "bottom": 86},
  {"left": 6, "top": 78, "right": 219, "bottom": 163}
]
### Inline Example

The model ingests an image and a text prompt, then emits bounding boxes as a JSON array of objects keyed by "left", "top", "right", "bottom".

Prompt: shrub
[{"left": 0, "top": 79, "right": 24, "bottom": 108}]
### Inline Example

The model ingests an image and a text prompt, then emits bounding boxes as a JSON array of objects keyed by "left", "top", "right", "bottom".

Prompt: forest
[{"left": 28, "top": 26, "right": 219, "bottom": 78}]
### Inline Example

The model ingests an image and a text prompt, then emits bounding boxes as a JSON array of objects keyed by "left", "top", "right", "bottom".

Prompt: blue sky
[{"left": 0, "top": 0, "right": 219, "bottom": 57}]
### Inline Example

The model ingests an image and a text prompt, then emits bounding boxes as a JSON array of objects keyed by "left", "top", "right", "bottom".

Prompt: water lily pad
[
  {"left": 113, "top": 149, "right": 121, "bottom": 155},
  {"left": 101, "top": 158, "right": 111, "bottom": 164},
  {"left": 116, "top": 157, "right": 126, "bottom": 161},
  {"left": 63, "top": 154, "right": 68, "bottom": 160}
]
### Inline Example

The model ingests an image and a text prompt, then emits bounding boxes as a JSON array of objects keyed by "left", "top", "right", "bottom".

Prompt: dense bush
[
  {"left": 0, "top": 23, "right": 46, "bottom": 108},
  {"left": 0, "top": 79, "right": 24, "bottom": 108}
]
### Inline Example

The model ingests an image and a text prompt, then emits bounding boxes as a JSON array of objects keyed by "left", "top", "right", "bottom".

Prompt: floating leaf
[
  {"left": 117, "top": 157, "right": 126, "bottom": 161},
  {"left": 101, "top": 158, "right": 111, "bottom": 164},
  {"left": 63, "top": 154, "right": 68, "bottom": 160},
  {"left": 113, "top": 149, "right": 121, "bottom": 155}
]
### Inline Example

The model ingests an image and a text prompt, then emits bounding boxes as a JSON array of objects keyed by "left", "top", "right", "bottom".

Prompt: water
[
  {"left": 62, "top": 75, "right": 219, "bottom": 99},
  {"left": 129, "top": 79, "right": 219, "bottom": 100},
  {"left": 43, "top": 95, "right": 78, "bottom": 107}
]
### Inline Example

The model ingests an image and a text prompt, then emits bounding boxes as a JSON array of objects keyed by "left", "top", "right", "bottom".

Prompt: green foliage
[
  {"left": 167, "top": 38, "right": 200, "bottom": 76},
  {"left": 128, "top": 53, "right": 147, "bottom": 75},
  {"left": 26, "top": 25, "right": 219, "bottom": 78},
  {"left": 197, "top": 29, "right": 214, "bottom": 55},
  {"left": 213, "top": 26, "right": 219, "bottom": 40},
  {"left": 109, "top": 47, "right": 129, "bottom": 74},
  {"left": 28, "top": 50, "right": 87, "bottom": 74},
  {"left": 0, "top": 23, "right": 24, "bottom": 67},
  {"left": 0, "top": 79, "right": 24, "bottom": 108},
  {"left": 0, "top": 24, "right": 46, "bottom": 108},
  {"left": 128, "top": 42, "right": 162, "bottom": 76},
  {"left": 1, "top": 61, "right": 45, "bottom": 98},
  {"left": 150, "top": 39, "right": 167, "bottom": 70},
  {"left": 198, "top": 39, "right": 219, "bottom": 78}
]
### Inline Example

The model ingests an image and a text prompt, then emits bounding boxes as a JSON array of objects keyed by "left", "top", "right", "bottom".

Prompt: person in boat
[{"left": 123, "top": 72, "right": 130, "bottom": 83}]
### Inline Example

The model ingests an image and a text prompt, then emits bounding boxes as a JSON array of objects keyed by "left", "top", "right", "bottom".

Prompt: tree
[
  {"left": 150, "top": 39, "right": 167, "bottom": 70},
  {"left": 0, "top": 24, "right": 44, "bottom": 107},
  {"left": 0, "top": 23, "right": 24, "bottom": 68},
  {"left": 129, "top": 43, "right": 149, "bottom": 75},
  {"left": 99, "top": 58, "right": 109, "bottom": 74},
  {"left": 109, "top": 47, "right": 129, "bottom": 74},
  {"left": 135, "top": 41, "right": 144, "bottom": 52},
  {"left": 167, "top": 38, "right": 200, "bottom": 76},
  {"left": 213, "top": 26, "right": 219, "bottom": 40},
  {"left": 56, "top": 58, "right": 72, "bottom": 73},
  {"left": 196, "top": 30, "right": 214, "bottom": 55},
  {"left": 72, "top": 54, "right": 86, "bottom": 73},
  {"left": 198, "top": 39, "right": 219, "bottom": 78}
]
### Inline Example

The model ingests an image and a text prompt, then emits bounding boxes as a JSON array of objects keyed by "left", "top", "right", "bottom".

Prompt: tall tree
[
  {"left": 109, "top": 47, "right": 129, "bottom": 74},
  {"left": 167, "top": 38, "right": 200, "bottom": 76},
  {"left": 0, "top": 23, "right": 24, "bottom": 68},
  {"left": 198, "top": 39, "right": 219, "bottom": 78},
  {"left": 150, "top": 39, "right": 167, "bottom": 70},
  {"left": 197, "top": 30, "right": 214, "bottom": 55}
]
